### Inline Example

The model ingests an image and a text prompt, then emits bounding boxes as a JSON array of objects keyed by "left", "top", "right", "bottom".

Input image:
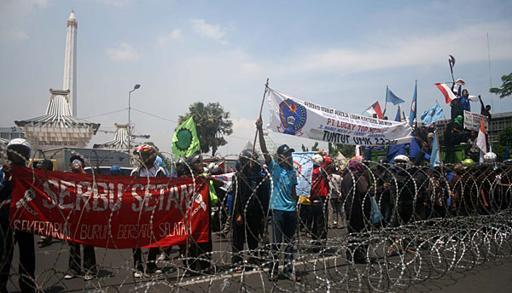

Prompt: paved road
[{"left": 5, "top": 225, "right": 512, "bottom": 292}]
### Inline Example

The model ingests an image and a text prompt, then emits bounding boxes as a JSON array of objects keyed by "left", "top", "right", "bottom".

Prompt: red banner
[{"left": 9, "top": 166, "right": 209, "bottom": 249}]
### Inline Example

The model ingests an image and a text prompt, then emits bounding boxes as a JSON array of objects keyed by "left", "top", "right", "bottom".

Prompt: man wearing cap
[
  {"left": 256, "top": 117, "right": 299, "bottom": 282},
  {"left": 65, "top": 153, "right": 97, "bottom": 281},
  {"left": 0, "top": 139, "right": 36, "bottom": 292}
]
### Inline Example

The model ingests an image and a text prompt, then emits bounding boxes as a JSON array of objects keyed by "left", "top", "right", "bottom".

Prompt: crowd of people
[{"left": 0, "top": 110, "right": 511, "bottom": 291}]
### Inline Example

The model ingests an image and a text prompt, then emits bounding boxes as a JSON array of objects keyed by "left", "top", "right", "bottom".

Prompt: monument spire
[{"left": 63, "top": 10, "right": 78, "bottom": 117}]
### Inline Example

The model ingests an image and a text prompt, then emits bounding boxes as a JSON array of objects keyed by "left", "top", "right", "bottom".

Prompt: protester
[
  {"left": 478, "top": 95, "right": 492, "bottom": 121},
  {"left": 33, "top": 160, "right": 54, "bottom": 248},
  {"left": 177, "top": 154, "right": 213, "bottom": 274},
  {"left": 328, "top": 164, "right": 343, "bottom": 228},
  {"left": 256, "top": 117, "right": 299, "bottom": 281},
  {"left": 65, "top": 153, "right": 97, "bottom": 281},
  {"left": 341, "top": 158, "right": 371, "bottom": 264},
  {"left": 231, "top": 150, "right": 270, "bottom": 269},
  {"left": 130, "top": 144, "right": 165, "bottom": 277},
  {"left": 310, "top": 154, "right": 330, "bottom": 251},
  {"left": 0, "top": 139, "right": 36, "bottom": 293}
]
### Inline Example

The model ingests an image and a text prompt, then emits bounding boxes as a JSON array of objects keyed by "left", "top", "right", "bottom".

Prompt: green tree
[
  {"left": 179, "top": 102, "right": 233, "bottom": 156},
  {"left": 490, "top": 72, "right": 512, "bottom": 98}
]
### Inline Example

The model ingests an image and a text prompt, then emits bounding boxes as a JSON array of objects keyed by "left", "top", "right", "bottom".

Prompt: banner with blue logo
[
  {"left": 267, "top": 88, "right": 413, "bottom": 146},
  {"left": 292, "top": 152, "right": 315, "bottom": 197}
]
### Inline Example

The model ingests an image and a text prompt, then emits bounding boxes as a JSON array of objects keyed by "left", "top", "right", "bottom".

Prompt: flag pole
[
  {"left": 252, "top": 78, "right": 270, "bottom": 154},
  {"left": 383, "top": 86, "right": 388, "bottom": 116}
]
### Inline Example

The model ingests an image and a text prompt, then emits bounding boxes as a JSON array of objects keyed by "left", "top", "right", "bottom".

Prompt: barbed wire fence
[{"left": 1, "top": 148, "right": 512, "bottom": 292}]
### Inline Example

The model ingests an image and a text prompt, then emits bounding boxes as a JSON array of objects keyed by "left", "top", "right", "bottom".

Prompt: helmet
[
  {"left": 394, "top": 155, "right": 410, "bottom": 163},
  {"left": 7, "top": 138, "right": 32, "bottom": 161},
  {"left": 462, "top": 158, "right": 475, "bottom": 167},
  {"left": 239, "top": 149, "right": 257, "bottom": 161},
  {"left": 7, "top": 138, "right": 31, "bottom": 150},
  {"left": 134, "top": 144, "right": 156, "bottom": 155},
  {"left": 483, "top": 152, "right": 497, "bottom": 163}
]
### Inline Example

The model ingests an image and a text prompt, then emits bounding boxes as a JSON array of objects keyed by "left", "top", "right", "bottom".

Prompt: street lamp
[{"left": 128, "top": 84, "right": 141, "bottom": 151}]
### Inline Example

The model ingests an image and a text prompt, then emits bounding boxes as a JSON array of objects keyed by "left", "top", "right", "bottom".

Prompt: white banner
[
  {"left": 463, "top": 110, "right": 488, "bottom": 131},
  {"left": 267, "top": 88, "right": 413, "bottom": 146},
  {"left": 292, "top": 152, "right": 315, "bottom": 197}
]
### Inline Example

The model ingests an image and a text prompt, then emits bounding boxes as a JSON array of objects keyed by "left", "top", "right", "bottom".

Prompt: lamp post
[{"left": 128, "top": 84, "right": 141, "bottom": 151}]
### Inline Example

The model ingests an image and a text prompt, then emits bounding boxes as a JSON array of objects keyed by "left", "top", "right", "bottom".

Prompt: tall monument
[
  {"left": 63, "top": 11, "right": 78, "bottom": 117},
  {"left": 15, "top": 11, "right": 99, "bottom": 149}
]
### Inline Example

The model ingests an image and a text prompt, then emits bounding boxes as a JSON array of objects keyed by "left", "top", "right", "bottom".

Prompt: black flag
[{"left": 448, "top": 55, "right": 456, "bottom": 83}]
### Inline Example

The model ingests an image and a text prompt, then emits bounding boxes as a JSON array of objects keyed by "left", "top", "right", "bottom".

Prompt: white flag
[{"left": 476, "top": 117, "right": 488, "bottom": 154}]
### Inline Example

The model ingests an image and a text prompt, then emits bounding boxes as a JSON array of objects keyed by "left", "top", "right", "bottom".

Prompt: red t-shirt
[{"left": 311, "top": 166, "right": 329, "bottom": 198}]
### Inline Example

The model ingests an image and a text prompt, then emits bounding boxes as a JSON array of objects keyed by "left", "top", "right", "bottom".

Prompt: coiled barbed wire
[{"left": 0, "top": 148, "right": 511, "bottom": 292}]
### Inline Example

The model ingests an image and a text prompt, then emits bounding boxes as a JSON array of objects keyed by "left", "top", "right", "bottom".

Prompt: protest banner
[
  {"left": 464, "top": 110, "right": 489, "bottom": 131},
  {"left": 9, "top": 166, "right": 209, "bottom": 249},
  {"left": 267, "top": 88, "right": 413, "bottom": 146},
  {"left": 292, "top": 152, "right": 315, "bottom": 197}
]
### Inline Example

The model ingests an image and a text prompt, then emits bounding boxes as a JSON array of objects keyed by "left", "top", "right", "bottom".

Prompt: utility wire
[
  {"left": 79, "top": 108, "right": 127, "bottom": 120},
  {"left": 131, "top": 107, "right": 250, "bottom": 141}
]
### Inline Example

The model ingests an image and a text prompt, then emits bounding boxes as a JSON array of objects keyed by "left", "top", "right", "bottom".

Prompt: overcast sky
[{"left": 1, "top": 0, "right": 511, "bottom": 156}]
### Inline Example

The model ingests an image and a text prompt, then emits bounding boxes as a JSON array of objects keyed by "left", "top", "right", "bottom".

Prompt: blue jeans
[{"left": 271, "top": 209, "right": 297, "bottom": 275}]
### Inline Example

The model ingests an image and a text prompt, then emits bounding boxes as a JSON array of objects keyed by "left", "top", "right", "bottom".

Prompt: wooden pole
[{"left": 252, "top": 78, "right": 269, "bottom": 154}]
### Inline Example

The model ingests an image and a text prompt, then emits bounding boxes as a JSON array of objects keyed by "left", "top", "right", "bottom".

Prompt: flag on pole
[
  {"left": 394, "top": 105, "right": 401, "bottom": 122},
  {"left": 409, "top": 81, "right": 417, "bottom": 127},
  {"left": 430, "top": 130, "right": 441, "bottom": 167},
  {"left": 476, "top": 116, "right": 488, "bottom": 154},
  {"left": 449, "top": 55, "right": 456, "bottom": 69},
  {"left": 435, "top": 83, "right": 457, "bottom": 104},
  {"left": 172, "top": 116, "right": 201, "bottom": 158},
  {"left": 386, "top": 106, "right": 407, "bottom": 162},
  {"left": 365, "top": 101, "right": 383, "bottom": 119},
  {"left": 386, "top": 86, "right": 405, "bottom": 105},
  {"left": 421, "top": 103, "right": 444, "bottom": 126}
]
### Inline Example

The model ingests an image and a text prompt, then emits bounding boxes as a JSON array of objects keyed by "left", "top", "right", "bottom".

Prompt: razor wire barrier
[{"left": 0, "top": 147, "right": 511, "bottom": 292}]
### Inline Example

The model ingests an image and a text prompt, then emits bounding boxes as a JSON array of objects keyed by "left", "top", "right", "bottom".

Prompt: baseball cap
[{"left": 276, "top": 144, "right": 295, "bottom": 156}]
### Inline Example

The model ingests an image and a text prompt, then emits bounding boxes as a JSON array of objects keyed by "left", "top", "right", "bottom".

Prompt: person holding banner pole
[
  {"left": 130, "top": 145, "right": 165, "bottom": 278},
  {"left": 256, "top": 117, "right": 300, "bottom": 282},
  {"left": 64, "top": 154, "right": 97, "bottom": 281},
  {"left": 0, "top": 139, "right": 36, "bottom": 292}
]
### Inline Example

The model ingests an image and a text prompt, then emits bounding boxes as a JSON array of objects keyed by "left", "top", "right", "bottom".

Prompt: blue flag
[
  {"left": 409, "top": 81, "right": 417, "bottom": 127},
  {"left": 394, "top": 105, "right": 401, "bottom": 122},
  {"left": 421, "top": 103, "right": 444, "bottom": 126},
  {"left": 386, "top": 86, "right": 405, "bottom": 105},
  {"left": 387, "top": 106, "right": 407, "bottom": 162},
  {"left": 430, "top": 130, "right": 441, "bottom": 167}
]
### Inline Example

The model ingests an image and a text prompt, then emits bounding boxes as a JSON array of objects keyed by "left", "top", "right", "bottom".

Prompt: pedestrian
[
  {"left": 0, "top": 138, "right": 36, "bottom": 292},
  {"left": 231, "top": 150, "right": 270, "bottom": 269},
  {"left": 256, "top": 117, "right": 300, "bottom": 282},
  {"left": 64, "top": 153, "right": 97, "bottom": 281}
]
